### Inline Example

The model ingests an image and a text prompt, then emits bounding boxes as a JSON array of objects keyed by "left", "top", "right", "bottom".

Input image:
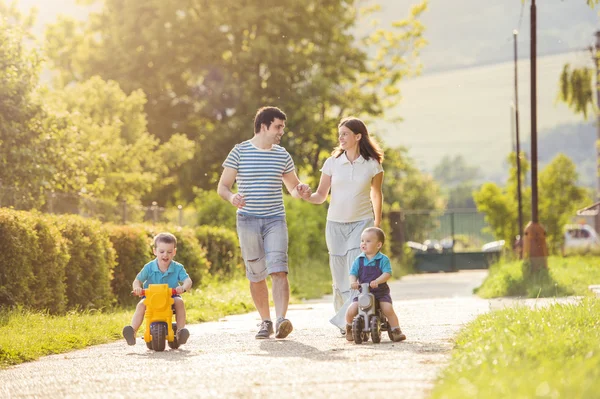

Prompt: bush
[
  {"left": 0, "top": 209, "right": 69, "bottom": 313},
  {"left": 51, "top": 215, "right": 116, "bottom": 310},
  {"left": 195, "top": 225, "right": 242, "bottom": 277},
  {"left": 104, "top": 224, "right": 153, "bottom": 305},
  {"left": 193, "top": 188, "right": 236, "bottom": 230}
]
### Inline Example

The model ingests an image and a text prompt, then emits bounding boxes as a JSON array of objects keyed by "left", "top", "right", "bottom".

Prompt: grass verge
[
  {"left": 429, "top": 297, "right": 600, "bottom": 399},
  {"left": 476, "top": 255, "right": 600, "bottom": 298}
]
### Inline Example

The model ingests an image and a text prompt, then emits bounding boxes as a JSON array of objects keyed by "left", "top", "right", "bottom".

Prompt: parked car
[
  {"left": 563, "top": 224, "right": 600, "bottom": 254},
  {"left": 481, "top": 240, "right": 505, "bottom": 252},
  {"left": 423, "top": 239, "right": 443, "bottom": 253},
  {"left": 406, "top": 241, "right": 427, "bottom": 253}
]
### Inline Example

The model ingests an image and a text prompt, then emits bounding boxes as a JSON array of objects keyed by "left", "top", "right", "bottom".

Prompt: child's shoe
[
  {"left": 122, "top": 326, "right": 136, "bottom": 346},
  {"left": 345, "top": 324, "right": 354, "bottom": 341},
  {"left": 176, "top": 327, "right": 190, "bottom": 345},
  {"left": 390, "top": 327, "right": 407, "bottom": 342}
]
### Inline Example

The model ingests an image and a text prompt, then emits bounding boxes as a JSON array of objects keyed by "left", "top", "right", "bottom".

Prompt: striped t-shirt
[{"left": 222, "top": 140, "right": 295, "bottom": 217}]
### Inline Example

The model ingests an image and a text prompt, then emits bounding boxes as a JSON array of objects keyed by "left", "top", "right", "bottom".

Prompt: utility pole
[
  {"left": 594, "top": 31, "right": 600, "bottom": 234},
  {"left": 513, "top": 29, "right": 524, "bottom": 258},
  {"left": 523, "top": 0, "right": 548, "bottom": 270}
]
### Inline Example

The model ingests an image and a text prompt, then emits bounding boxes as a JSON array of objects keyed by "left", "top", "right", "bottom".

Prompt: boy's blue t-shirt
[
  {"left": 135, "top": 259, "right": 189, "bottom": 288},
  {"left": 350, "top": 252, "right": 392, "bottom": 277}
]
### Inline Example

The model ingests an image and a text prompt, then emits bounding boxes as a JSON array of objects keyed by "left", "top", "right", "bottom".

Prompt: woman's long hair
[{"left": 332, "top": 117, "right": 384, "bottom": 163}]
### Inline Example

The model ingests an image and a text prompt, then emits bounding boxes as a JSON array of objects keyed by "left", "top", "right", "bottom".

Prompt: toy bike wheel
[
  {"left": 150, "top": 322, "right": 167, "bottom": 352},
  {"left": 145, "top": 341, "right": 153, "bottom": 350},
  {"left": 352, "top": 317, "right": 364, "bottom": 344},
  {"left": 370, "top": 316, "right": 381, "bottom": 343},
  {"left": 168, "top": 323, "right": 180, "bottom": 349}
]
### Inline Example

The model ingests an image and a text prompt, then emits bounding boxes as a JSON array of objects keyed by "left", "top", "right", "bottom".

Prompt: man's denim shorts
[{"left": 236, "top": 214, "right": 289, "bottom": 282}]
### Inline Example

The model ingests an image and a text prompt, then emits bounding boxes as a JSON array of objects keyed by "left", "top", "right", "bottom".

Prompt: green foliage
[
  {"left": 51, "top": 214, "right": 117, "bottom": 309},
  {"left": 539, "top": 154, "right": 589, "bottom": 253},
  {"left": 430, "top": 298, "right": 600, "bottom": 399},
  {"left": 104, "top": 224, "right": 153, "bottom": 306},
  {"left": 474, "top": 152, "right": 531, "bottom": 247},
  {"left": 44, "top": 0, "right": 428, "bottom": 204},
  {"left": 558, "top": 64, "right": 594, "bottom": 120},
  {"left": 193, "top": 188, "right": 236, "bottom": 231},
  {"left": 0, "top": 8, "right": 48, "bottom": 208},
  {"left": 383, "top": 145, "right": 445, "bottom": 242},
  {"left": 40, "top": 76, "right": 195, "bottom": 206},
  {"left": 0, "top": 209, "right": 68, "bottom": 313},
  {"left": 432, "top": 154, "right": 481, "bottom": 208},
  {"left": 195, "top": 225, "right": 242, "bottom": 277},
  {"left": 476, "top": 255, "right": 600, "bottom": 298},
  {"left": 284, "top": 197, "right": 331, "bottom": 298}
]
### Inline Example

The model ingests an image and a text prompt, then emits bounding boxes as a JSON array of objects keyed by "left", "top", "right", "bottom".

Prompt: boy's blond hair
[
  {"left": 153, "top": 232, "right": 177, "bottom": 248},
  {"left": 363, "top": 227, "right": 385, "bottom": 245}
]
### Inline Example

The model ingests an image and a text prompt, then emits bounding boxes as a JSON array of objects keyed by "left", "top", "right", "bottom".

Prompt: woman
[{"left": 307, "top": 117, "right": 384, "bottom": 333}]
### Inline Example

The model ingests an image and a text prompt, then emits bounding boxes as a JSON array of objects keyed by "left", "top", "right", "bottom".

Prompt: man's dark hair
[
  {"left": 254, "top": 106, "right": 286, "bottom": 133},
  {"left": 153, "top": 232, "right": 177, "bottom": 248}
]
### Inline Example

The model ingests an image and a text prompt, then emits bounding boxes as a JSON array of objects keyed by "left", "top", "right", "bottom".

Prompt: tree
[
  {"left": 433, "top": 154, "right": 481, "bottom": 208},
  {"left": 40, "top": 76, "right": 195, "bottom": 204},
  {"left": 0, "top": 3, "right": 49, "bottom": 208},
  {"left": 44, "top": 0, "right": 428, "bottom": 203},
  {"left": 474, "top": 152, "right": 531, "bottom": 248},
  {"left": 538, "top": 154, "right": 590, "bottom": 253},
  {"left": 382, "top": 145, "right": 445, "bottom": 242}
]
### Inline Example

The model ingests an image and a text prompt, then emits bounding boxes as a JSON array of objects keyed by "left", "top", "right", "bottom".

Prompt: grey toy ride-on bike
[{"left": 352, "top": 282, "right": 394, "bottom": 344}]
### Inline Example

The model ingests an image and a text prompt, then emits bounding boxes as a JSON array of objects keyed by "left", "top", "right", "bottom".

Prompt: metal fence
[
  {"left": 0, "top": 185, "right": 189, "bottom": 225},
  {"left": 389, "top": 209, "right": 495, "bottom": 253}
]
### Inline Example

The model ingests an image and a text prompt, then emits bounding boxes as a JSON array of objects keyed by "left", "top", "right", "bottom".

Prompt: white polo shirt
[{"left": 321, "top": 153, "right": 383, "bottom": 223}]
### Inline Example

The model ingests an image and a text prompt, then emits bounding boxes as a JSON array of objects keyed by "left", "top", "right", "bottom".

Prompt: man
[{"left": 217, "top": 106, "right": 311, "bottom": 339}]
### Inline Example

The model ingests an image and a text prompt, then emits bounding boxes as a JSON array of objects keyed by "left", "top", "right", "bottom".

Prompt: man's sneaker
[
  {"left": 275, "top": 318, "right": 293, "bottom": 339},
  {"left": 255, "top": 320, "right": 274, "bottom": 339},
  {"left": 390, "top": 327, "right": 407, "bottom": 342},
  {"left": 345, "top": 324, "right": 354, "bottom": 342},
  {"left": 122, "top": 325, "right": 136, "bottom": 346},
  {"left": 176, "top": 327, "right": 190, "bottom": 345}
]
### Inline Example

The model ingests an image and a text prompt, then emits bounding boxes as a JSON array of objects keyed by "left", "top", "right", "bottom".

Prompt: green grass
[
  {"left": 289, "top": 256, "right": 333, "bottom": 300},
  {"left": 429, "top": 297, "right": 600, "bottom": 399},
  {"left": 476, "top": 255, "right": 600, "bottom": 298}
]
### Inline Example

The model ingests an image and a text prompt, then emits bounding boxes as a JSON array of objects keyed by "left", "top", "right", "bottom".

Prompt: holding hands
[
  {"left": 296, "top": 183, "right": 312, "bottom": 200},
  {"left": 350, "top": 281, "right": 359, "bottom": 290},
  {"left": 370, "top": 280, "right": 379, "bottom": 289}
]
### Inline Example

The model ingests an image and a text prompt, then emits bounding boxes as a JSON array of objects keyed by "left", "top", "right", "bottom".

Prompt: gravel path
[{"left": 1, "top": 271, "right": 492, "bottom": 399}]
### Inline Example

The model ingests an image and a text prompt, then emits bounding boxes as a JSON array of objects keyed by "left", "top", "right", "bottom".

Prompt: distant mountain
[
  {"left": 373, "top": 0, "right": 598, "bottom": 73},
  {"left": 530, "top": 122, "right": 597, "bottom": 188}
]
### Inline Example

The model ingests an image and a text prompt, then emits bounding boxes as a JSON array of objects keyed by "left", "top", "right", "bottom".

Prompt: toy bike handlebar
[{"left": 132, "top": 288, "right": 182, "bottom": 296}]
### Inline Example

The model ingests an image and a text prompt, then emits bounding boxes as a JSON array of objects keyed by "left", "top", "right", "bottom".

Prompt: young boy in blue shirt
[
  {"left": 122, "top": 232, "right": 193, "bottom": 346},
  {"left": 345, "top": 227, "right": 407, "bottom": 342}
]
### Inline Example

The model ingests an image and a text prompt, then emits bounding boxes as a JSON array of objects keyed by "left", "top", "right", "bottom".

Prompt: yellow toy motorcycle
[{"left": 137, "top": 284, "right": 182, "bottom": 351}]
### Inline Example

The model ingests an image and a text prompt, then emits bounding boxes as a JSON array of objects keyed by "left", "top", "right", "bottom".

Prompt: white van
[{"left": 563, "top": 224, "right": 600, "bottom": 254}]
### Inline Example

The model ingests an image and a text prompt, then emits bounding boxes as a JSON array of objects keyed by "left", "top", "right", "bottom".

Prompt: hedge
[
  {"left": 195, "top": 225, "right": 242, "bottom": 277},
  {"left": 50, "top": 214, "right": 116, "bottom": 310},
  {"left": 0, "top": 209, "right": 68, "bottom": 313},
  {"left": 104, "top": 224, "right": 153, "bottom": 306}
]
